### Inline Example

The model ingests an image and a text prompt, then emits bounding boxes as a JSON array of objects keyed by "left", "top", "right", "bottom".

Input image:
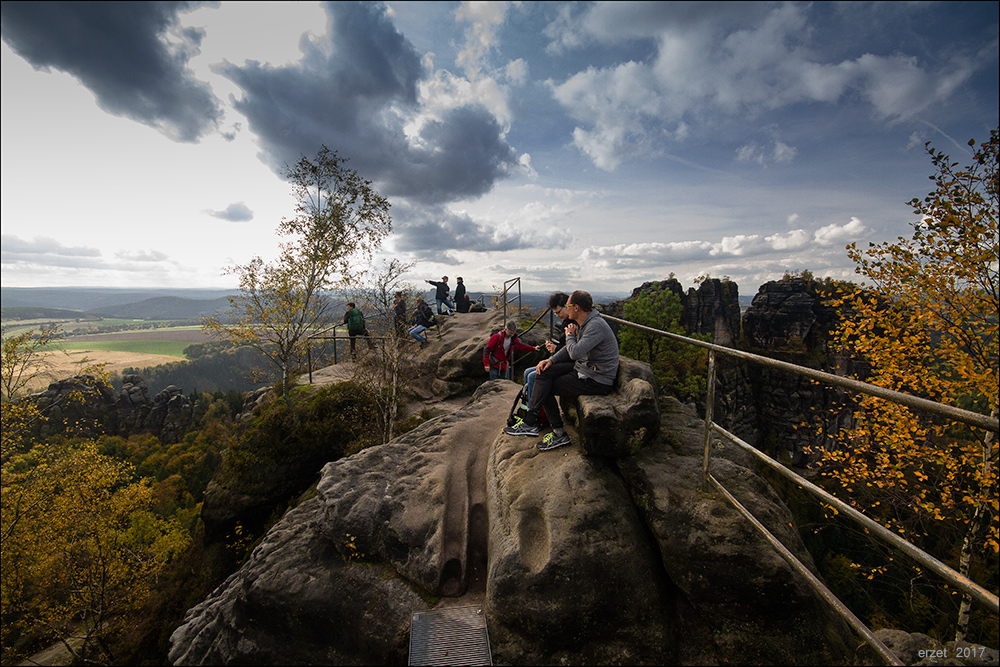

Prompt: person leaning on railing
[{"left": 504, "top": 290, "right": 618, "bottom": 451}]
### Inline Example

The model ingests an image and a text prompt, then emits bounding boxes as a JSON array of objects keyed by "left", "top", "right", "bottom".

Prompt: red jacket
[{"left": 484, "top": 331, "right": 536, "bottom": 371}]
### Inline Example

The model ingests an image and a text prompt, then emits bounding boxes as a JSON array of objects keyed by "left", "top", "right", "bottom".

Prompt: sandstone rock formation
[
  {"left": 27, "top": 373, "right": 194, "bottom": 441},
  {"left": 169, "top": 347, "right": 856, "bottom": 666}
]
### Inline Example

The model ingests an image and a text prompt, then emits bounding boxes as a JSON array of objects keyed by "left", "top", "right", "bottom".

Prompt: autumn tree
[
  {"left": 826, "top": 128, "right": 998, "bottom": 640},
  {"left": 618, "top": 285, "right": 709, "bottom": 399},
  {"left": 1, "top": 329, "right": 188, "bottom": 664},
  {"left": 204, "top": 146, "right": 391, "bottom": 399}
]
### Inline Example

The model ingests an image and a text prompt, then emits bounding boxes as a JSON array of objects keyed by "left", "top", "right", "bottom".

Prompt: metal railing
[
  {"left": 499, "top": 278, "right": 522, "bottom": 324},
  {"left": 305, "top": 324, "right": 405, "bottom": 382},
  {"left": 601, "top": 313, "right": 999, "bottom": 664}
]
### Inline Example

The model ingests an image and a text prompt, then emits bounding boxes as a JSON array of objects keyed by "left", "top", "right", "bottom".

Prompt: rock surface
[
  {"left": 569, "top": 356, "right": 660, "bottom": 457},
  {"left": 170, "top": 369, "right": 857, "bottom": 665}
]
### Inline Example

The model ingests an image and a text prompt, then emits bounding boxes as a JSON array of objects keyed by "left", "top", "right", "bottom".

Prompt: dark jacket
[
  {"left": 413, "top": 303, "right": 435, "bottom": 328},
  {"left": 428, "top": 280, "right": 450, "bottom": 300}
]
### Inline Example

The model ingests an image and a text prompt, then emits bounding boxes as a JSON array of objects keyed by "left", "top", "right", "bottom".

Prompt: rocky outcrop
[
  {"left": 27, "top": 373, "right": 194, "bottom": 442},
  {"left": 740, "top": 278, "right": 856, "bottom": 463},
  {"left": 604, "top": 277, "right": 741, "bottom": 347},
  {"left": 170, "top": 379, "right": 856, "bottom": 665},
  {"left": 562, "top": 356, "right": 660, "bottom": 457}
]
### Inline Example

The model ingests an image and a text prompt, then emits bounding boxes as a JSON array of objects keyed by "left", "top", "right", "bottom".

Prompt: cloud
[
  {"left": 115, "top": 249, "right": 171, "bottom": 262},
  {"left": 813, "top": 216, "right": 866, "bottom": 246},
  {"left": 547, "top": 2, "right": 985, "bottom": 170},
  {"left": 390, "top": 202, "right": 571, "bottom": 257},
  {"left": 1, "top": 235, "right": 183, "bottom": 277},
  {"left": 206, "top": 202, "right": 254, "bottom": 222},
  {"left": 2, "top": 235, "right": 100, "bottom": 257},
  {"left": 735, "top": 139, "right": 798, "bottom": 167},
  {"left": 0, "top": 1, "right": 222, "bottom": 142},
  {"left": 580, "top": 217, "right": 870, "bottom": 269},
  {"left": 219, "top": 1, "right": 520, "bottom": 205}
]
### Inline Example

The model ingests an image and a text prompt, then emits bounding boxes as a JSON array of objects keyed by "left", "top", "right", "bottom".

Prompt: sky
[{"left": 2, "top": 1, "right": 997, "bottom": 298}]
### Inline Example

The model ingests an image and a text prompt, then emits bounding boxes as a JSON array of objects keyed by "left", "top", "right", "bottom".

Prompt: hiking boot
[
  {"left": 503, "top": 420, "right": 539, "bottom": 437},
  {"left": 537, "top": 432, "right": 571, "bottom": 451}
]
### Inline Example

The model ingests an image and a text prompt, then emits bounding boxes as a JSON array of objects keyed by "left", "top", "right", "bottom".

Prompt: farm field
[
  {"left": 15, "top": 327, "right": 216, "bottom": 393},
  {"left": 26, "top": 349, "right": 186, "bottom": 393}
]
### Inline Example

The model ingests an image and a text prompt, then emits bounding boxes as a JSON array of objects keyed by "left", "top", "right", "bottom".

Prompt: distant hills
[
  {"left": 2, "top": 287, "right": 237, "bottom": 322},
  {"left": 2, "top": 286, "right": 755, "bottom": 322},
  {"left": 2, "top": 286, "right": 637, "bottom": 323}
]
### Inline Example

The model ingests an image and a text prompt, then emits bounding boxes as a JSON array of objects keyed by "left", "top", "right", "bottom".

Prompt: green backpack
[{"left": 347, "top": 308, "right": 365, "bottom": 333}]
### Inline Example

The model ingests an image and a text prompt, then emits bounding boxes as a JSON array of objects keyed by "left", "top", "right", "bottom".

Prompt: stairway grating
[{"left": 409, "top": 605, "right": 492, "bottom": 666}]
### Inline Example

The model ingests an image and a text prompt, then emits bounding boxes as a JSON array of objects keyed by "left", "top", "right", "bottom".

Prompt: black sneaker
[
  {"left": 537, "top": 432, "right": 571, "bottom": 451},
  {"left": 503, "top": 420, "right": 540, "bottom": 437}
]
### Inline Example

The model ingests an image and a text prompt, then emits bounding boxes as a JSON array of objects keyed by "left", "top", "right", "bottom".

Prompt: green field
[{"left": 57, "top": 339, "right": 190, "bottom": 358}]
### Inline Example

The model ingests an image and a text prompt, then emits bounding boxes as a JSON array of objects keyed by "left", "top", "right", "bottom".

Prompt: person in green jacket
[{"left": 343, "top": 302, "right": 372, "bottom": 358}]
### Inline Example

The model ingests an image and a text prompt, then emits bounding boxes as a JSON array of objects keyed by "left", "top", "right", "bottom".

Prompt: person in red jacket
[{"left": 484, "top": 321, "right": 538, "bottom": 381}]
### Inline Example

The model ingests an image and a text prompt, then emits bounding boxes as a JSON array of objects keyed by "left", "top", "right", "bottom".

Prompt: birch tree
[{"left": 204, "top": 147, "right": 390, "bottom": 399}]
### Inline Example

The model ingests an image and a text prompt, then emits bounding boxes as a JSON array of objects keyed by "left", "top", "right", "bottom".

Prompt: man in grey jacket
[{"left": 504, "top": 290, "right": 619, "bottom": 450}]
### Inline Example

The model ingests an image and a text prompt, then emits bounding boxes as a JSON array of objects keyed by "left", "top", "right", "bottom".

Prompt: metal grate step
[{"left": 409, "top": 605, "right": 492, "bottom": 666}]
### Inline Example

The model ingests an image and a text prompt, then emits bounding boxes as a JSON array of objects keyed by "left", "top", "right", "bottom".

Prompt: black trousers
[{"left": 527, "top": 362, "right": 614, "bottom": 429}]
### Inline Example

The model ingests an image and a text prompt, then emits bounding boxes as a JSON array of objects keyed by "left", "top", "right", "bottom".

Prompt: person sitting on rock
[
  {"left": 484, "top": 321, "right": 538, "bottom": 381},
  {"left": 408, "top": 298, "right": 436, "bottom": 344},
  {"left": 454, "top": 276, "right": 471, "bottom": 313},
  {"left": 503, "top": 290, "right": 618, "bottom": 451},
  {"left": 523, "top": 291, "right": 569, "bottom": 404}
]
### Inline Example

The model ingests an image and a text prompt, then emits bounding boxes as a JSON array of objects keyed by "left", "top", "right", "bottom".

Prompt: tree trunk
[{"left": 955, "top": 408, "right": 996, "bottom": 642}]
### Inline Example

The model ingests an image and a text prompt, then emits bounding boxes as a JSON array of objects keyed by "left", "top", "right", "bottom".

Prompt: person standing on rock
[
  {"left": 484, "top": 321, "right": 538, "bottom": 381},
  {"left": 504, "top": 290, "right": 618, "bottom": 451},
  {"left": 343, "top": 302, "right": 372, "bottom": 358},
  {"left": 393, "top": 292, "right": 407, "bottom": 336},
  {"left": 426, "top": 276, "right": 455, "bottom": 315}
]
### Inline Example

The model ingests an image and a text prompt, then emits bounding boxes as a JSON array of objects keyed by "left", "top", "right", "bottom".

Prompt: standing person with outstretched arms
[{"left": 426, "top": 276, "right": 455, "bottom": 315}]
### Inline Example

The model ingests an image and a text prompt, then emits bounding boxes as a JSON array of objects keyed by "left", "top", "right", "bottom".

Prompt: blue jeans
[
  {"left": 490, "top": 366, "right": 512, "bottom": 381},
  {"left": 409, "top": 324, "right": 428, "bottom": 343},
  {"left": 436, "top": 298, "right": 455, "bottom": 314},
  {"left": 523, "top": 367, "right": 538, "bottom": 401}
]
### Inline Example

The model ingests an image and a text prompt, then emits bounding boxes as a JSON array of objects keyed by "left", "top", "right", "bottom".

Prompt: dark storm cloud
[
  {"left": 220, "top": 1, "right": 520, "bottom": 205},
  {"left": 0, "top": 1, "right": 221, "bottom": 142},
  {"left": 206, "top": 202, "right": 253, "bottom": 222}
]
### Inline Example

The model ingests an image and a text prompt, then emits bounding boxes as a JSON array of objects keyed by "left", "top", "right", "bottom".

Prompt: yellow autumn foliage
[{"left": 826, "top": 129, "right": 998, "bottom": 556}]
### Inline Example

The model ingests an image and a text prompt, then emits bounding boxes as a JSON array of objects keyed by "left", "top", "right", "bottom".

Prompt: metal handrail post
[{"left": 702, "top": 350, "right": 717, "bottom": 490}]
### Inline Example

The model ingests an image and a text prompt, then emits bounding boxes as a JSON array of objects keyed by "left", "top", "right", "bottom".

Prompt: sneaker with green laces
[
  {"left": 537, "top": 432, "right": 571, "bottom": 451},
  {"left": 504, "top": 420, "right": 540, "bottom": 437}
]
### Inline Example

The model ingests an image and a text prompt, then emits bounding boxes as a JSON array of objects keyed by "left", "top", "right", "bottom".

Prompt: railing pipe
[
  {"left": 707, "top": 475, "right": 904, "bottom": 666},
  {"left": 710, "top": 422, "right": 999, "bottom": 611},
  {"left": 702, "top": 350, "right": 717, "bottom": 489},
  {"left": 601, "top": 315, "right": 998, "bottom": 434}
]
